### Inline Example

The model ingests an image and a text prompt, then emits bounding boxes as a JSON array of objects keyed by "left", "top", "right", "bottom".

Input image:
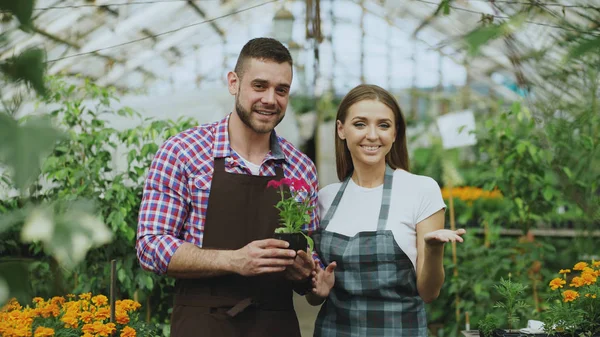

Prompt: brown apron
[{"left": 170, "top": 158, "right": 301, "bottom": 337}]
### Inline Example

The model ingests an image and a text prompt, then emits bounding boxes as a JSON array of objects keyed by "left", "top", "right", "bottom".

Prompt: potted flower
[
  {"left": 267, "top": 177, "right": 314, "bottom": 253},
  {"left": 0, "top": 293, "right": 157, "bottom": 336},
  {"left": 542, "top": 260, "right": 600, "bottom": 337}
]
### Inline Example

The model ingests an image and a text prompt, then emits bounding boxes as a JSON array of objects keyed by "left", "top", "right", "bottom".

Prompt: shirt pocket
[{"left": 188, "top": 175, "right": 211, "bottom": 206}]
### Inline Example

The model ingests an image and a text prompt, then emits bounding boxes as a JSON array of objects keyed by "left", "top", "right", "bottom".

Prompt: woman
[{"left": 307, "top": 84, "right": 466, "bottom": 336}]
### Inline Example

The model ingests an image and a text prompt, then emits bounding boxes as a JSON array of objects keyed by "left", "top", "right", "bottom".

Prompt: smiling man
[{"left": 136, "top": 38, "right": 320, "bottom": 337}]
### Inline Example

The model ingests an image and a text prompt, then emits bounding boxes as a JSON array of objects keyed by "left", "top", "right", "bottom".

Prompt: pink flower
[
  {"left": 280, "top": 178, "right": 293, "bottom": 186},
  {"left": 291, "top": 178, "right": 310, "bottom": 192},
  {"left": 267, "top": 180, "right": 282, "bottom": 189}
]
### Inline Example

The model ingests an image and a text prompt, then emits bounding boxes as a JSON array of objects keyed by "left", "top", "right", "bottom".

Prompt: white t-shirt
[
  {"left": 318, "top": 169, "right": 446, "bottom": 271},
  {"left": 236, "top": 154, "right": 261, "bottom": 175}
]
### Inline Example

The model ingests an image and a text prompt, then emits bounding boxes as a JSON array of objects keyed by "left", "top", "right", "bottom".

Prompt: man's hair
[{"left": 233, "top": 38, "right": 293, "bottom": 78}]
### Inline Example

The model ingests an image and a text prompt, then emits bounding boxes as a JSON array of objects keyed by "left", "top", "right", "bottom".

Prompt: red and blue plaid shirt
[{"left": 137, "top": 115, "right": 320, "bottom": 275}]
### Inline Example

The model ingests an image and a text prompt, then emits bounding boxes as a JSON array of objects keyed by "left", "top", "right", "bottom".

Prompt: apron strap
[
  {"left": 320, "top": 165, "right": 394, "bottom": 231},
  {"left": 377, "top": 165, "right": 394, "bottom": 231}
]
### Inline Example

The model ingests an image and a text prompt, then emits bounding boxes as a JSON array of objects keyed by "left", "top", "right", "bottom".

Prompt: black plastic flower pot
[{"left": 273, "top": 232, "right": 307, "bottom": 253}]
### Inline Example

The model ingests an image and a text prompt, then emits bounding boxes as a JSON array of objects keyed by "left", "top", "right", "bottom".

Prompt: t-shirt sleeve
[
  {"left": 317, "top": 183, "right": 337, "bottom": 220},
  {"left": 415, "top": 177, "right": 447, "bottom": 225}
]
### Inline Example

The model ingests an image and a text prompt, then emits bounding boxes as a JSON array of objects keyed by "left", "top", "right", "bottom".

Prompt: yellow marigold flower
[
  {"left": 79, "top": 293, "right": 92, "bottom": 301},
  {"left": 570, "top": 276, "right": 586, "bottom": 288},
  {"left": 92, "top": 295, "right": 109, "bottom": 307},
  {"left": 573, "top": 262, "right": 588, "bottom": 270},
  {"left": 585, "top": 293, "right": 597, "bottom": 298},
  {"left": 94, "top": 322, "right": 116, "bottom": 336},
  {"left": 581, "top": 271, "right": 597, "bottom": 285},
  {"left": 66, "top": 294, "right": 76, "bottom": 299},
  {"left": 116, "top": 299, "right": 142, "bottom": 312},
  {"left": 32, "top": 297, "right": 44, "bottom": 304},
  {"left": 61, "top": 313, "right": 78, "bottom": 328},
  {"left": 121, "top": 326, "right": 136, "bottom": 337},
  {"left": 82, "top": 333, "right": 94, "bottom": 337},
  {"left": 79, "top": 311, "right": 93, "bottom": 323},
  {"left": 593, "top": 261, "right": 600, "bottom": 267},
  {"left": 95, "top": 307, "right": 111, "bottom": 321},
  {"left": 116, "top": 309, "right": 130, "bottom": 324},
  {"left": 563, "top": 290, "right": 579, "bottom": 302},
  {"left": 559, "top": 269, "right": 571, "bottom": 274},
  {"left": 549, "top": 278, "right": 566, "bottom": 290},
  {"left": 50, "top": 297, "right": 65, "bottom": 306},
  {"left": 33, "top": 326, "right": 54, "bottom": 337}
]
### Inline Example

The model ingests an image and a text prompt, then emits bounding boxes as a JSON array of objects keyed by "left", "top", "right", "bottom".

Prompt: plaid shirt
[{"left": 137, "top": 115, "right": 319, "bottom": 275}]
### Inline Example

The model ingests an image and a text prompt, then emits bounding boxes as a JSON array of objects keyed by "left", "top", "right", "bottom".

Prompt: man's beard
[{"left": 235, "top": 95, "right": 284, "bottom": 134}]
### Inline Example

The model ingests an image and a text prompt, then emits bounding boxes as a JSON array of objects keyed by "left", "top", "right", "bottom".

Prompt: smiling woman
[{"left": 307, "top": 84, "right": 466, "bottom": 337}]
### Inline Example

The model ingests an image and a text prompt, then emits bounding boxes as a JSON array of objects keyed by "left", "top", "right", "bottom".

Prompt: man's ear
[{"left": 227, "top": 71, "right": 239, "bottom": 95}]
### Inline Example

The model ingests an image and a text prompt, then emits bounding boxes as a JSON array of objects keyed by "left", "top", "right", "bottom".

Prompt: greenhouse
[{"left": 0, "top": 0, "right": 599, "bottom": 336}]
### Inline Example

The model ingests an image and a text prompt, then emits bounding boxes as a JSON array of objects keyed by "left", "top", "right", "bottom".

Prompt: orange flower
[
  {"left": 79, "top": 311, "right": 93, "bottom": 324},
  {"left": 573, "top": 262, "right": 588, "bottom": 271},
  {"left": 92, "top": 295, "right": 109, "bottom": 307},
  {"left": 549, "top": 278, "right": 566, "bottom": 290},
  {"left": 570, "top": 276, "right": 586, "bottom": 288},
  {"left": 581, "top": 271, "right": 598, "bottom": 285},
  {"left": 115, "top": 309, "right": 130, "bottom": 324},
  {"left": 120, "top": 326, "right": 136, "bottom": 337},
  {"left": 33, "top": 326, "right": 54, "bottom": 337},
  {"left": 559, "top": 269, "right": 571, "bottom": 274},
  {"left": 593, "top": 261, "right": 600, "bottom": 267},
  {"left": 563, "top": 290, "right": 579, "bottom": 302},
  {"left": 79, "top": 293, "right": 92, "bottom": 301},
  {"left": 94, "top": 307, "right": 111, "bottom": 321},
  {"left": 61, "top": 315, "right": 78, "bottom": 328}
]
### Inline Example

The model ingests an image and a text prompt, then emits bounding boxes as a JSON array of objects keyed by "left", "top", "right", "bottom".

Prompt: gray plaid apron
[{"left": 312, "top": 166, "right": 427, "bottom": 337}]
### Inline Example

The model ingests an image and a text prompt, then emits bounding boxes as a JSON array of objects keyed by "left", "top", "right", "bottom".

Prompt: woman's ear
[{"left": 336, "top": 120, "right": 345, "bottom": 140}]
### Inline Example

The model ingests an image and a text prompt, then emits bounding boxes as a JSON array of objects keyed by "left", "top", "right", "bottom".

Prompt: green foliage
[
  {"left": 493, "top": 276, "right": 530, "bottom": 330},
  {"left": 0, "top": 77, "right": 197, "bottom": 326},
  {"left": 463, "top": 15, "right": 525, "bottom": 56},
  {"left": 478, "top": 313, "right": 500, "bottom": 337},
  {"left": 0, "top": 0, "right": 35, "bottom": 31},
  {"left": 0, "top": 114, "right": 63, "bottom": 190},
  {"left": 0, "top": 49, "right": 47, "bottom": 95}
]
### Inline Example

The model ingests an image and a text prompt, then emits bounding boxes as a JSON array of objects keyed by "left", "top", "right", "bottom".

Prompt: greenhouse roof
[{"left": 1, "top": 0, "right": 598, "bottom": 99}]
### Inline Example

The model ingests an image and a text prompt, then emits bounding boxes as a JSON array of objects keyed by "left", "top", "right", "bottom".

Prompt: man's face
[{"left": 228, "top": 58, "right": 293, "bottom": 134}]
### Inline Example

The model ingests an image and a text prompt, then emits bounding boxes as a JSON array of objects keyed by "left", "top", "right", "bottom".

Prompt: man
[{"left": 136, "top": 38, "right": 318, "bottom": 337}]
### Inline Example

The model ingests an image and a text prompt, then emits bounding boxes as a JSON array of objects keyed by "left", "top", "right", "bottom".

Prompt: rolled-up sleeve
[{"left": 137, "top": 139, "right": 190, "bottom": 275}]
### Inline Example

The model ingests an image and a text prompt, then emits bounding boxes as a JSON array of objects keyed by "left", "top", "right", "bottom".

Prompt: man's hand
[
  {"left": 283, "top": 250, "right": 315, "bottom": 281},
  {"left": 230, "top": 239, "right": 297, "bottom": 276}
]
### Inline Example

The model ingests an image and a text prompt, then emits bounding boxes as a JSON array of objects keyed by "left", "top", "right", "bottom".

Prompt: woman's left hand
[{"left": 424, "top": 228, "right": 466, "bottom": 245}]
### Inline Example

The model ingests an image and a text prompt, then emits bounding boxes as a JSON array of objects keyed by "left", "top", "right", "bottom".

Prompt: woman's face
[{"left": 337, "top": 99, "right": 396, "bottom": 169}]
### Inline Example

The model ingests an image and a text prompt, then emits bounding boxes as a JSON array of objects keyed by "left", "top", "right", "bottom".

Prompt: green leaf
[
  {"left": 0, "top": 115, "right": 63, "bottom": 190},
  {"left": 516, "top": 142, "right": 527, "bottom": 155},
  {"left": 0, "top": 49, "right": 47, "bottom": 95},
  {"left": 563, "top": 167, "right": 573, "bottom": 179},
  {"left": 542, "top": 188, "right": 553, "bottom": 202},
  {"left": 0, "top": 260, "right": 32, "bottom": 305},
  {"left": 442, "top": 0, "right": 450, "bottom": 15},
  {"left": 0, "top": 0, "right": 35, "bottom": 31},
  {"left": 464, "top": 24, "right": 504, "bottom": 56},
  {"left": 566, "top": 35, "right": 600, "bottom": 60}
]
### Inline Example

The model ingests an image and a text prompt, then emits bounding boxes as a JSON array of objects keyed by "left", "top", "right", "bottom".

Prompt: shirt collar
[{"left": 213, "top": 114, "right": 287, "bottom": 162}]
